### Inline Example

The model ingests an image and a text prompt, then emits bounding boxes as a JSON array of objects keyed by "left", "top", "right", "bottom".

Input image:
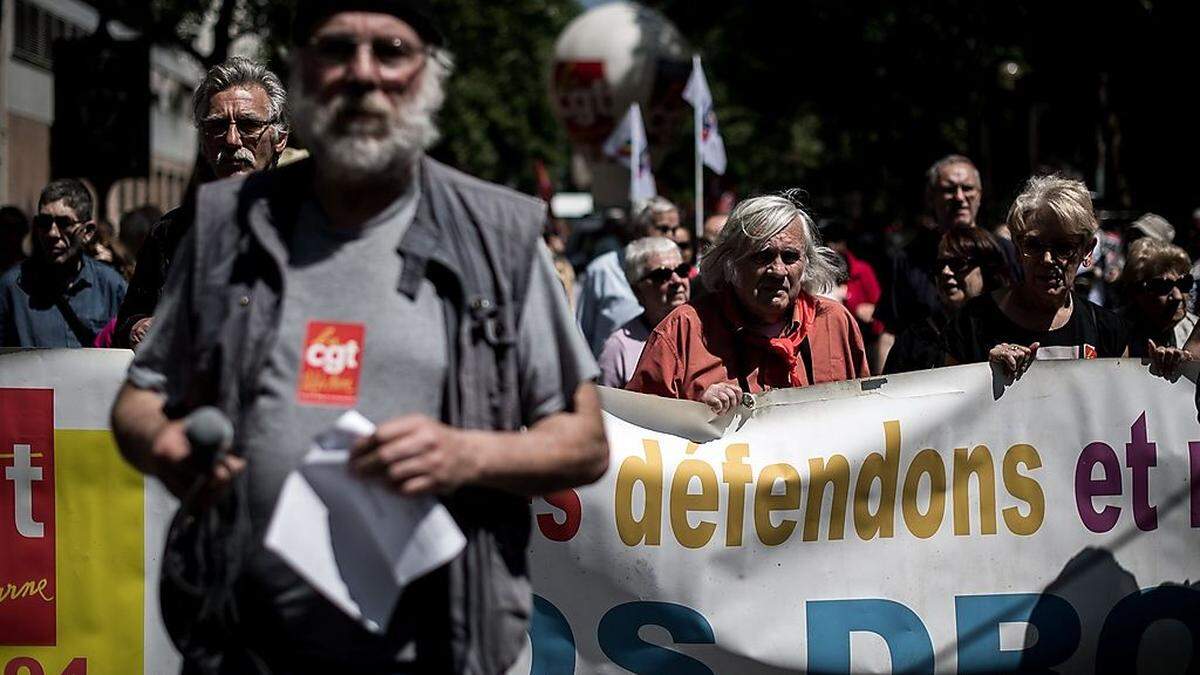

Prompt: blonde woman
[{"left": 945, "top": 175, "right": 1129, "bottom": 378}]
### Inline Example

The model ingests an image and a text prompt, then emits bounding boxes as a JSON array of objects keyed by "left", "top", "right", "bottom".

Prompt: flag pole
[{"left": 692, "top": 55, "right": 704, "bottom": 239}]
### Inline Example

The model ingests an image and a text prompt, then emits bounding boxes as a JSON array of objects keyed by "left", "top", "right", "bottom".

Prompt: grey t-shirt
[{"left": 127, "top": 174, "right": 598, "bottom": 665}]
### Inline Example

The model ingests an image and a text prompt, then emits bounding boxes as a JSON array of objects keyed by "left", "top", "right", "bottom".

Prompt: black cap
[{"left": 293, "top": 0, "right": 444, "bottom": 47}]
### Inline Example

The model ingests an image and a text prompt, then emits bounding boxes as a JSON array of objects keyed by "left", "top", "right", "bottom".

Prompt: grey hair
[
  {"left": 192, "top": 56, "right": 290, "bottom": 137},
  {"left": 633, "top": 196, "right": 680, "bottom": 233},
  {"left": 926, "top": 153, "right": 979, "bottom": 189},
  {"left": 699, "top": 192, "right": 844, "bottom": 295},
  {"left": 622, "top": 236, "right": 681, "bottom": 285}
]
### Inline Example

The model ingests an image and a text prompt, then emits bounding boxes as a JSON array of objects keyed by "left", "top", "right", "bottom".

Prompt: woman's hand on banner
[
  {"left": 1145, "top": 339, "right": 1192, "bottom": 381},
  {"left": 989, "top": 341, "right": 1039, "bottom": 380}
]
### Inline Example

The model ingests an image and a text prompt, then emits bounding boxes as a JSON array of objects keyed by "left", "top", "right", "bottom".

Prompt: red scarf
[{"left": 724, "top": 291, "right": 818, "bottom": 388}]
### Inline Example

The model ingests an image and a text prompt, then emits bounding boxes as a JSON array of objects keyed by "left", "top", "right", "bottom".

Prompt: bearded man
[{"left": 109, "top": 2, "right": 608, "bottom": 673}]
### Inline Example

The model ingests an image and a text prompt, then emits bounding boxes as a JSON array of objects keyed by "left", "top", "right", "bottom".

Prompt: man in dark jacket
[
  {"left": 114, "top": 56, "right": 290, "bottom": 347},
  {"left": 109, "top": 3, "right": 607, "bottom": 673}
]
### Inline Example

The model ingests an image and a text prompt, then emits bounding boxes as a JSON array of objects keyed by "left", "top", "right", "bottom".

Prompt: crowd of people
[
  {"left": 563, "top": 154, "right": 1200, "bottom": 412},
  {"left": 0, "top": 2, "right": 1195, "bottom": 672}
]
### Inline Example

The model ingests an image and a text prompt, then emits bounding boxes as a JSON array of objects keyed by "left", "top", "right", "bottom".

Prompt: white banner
[
  {"left": 4, "top": 352, "right": 1198, "bottom": 674},
  {"left": 518, "top": 360, "right": 1200, "bottom": 674}
]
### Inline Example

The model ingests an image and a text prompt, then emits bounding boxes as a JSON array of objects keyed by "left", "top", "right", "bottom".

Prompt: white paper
[{"left": 264, "top": 410, "right": 467, "bottom": 633}]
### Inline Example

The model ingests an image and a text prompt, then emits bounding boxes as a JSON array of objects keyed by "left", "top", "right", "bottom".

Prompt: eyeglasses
[
  {"left": 32, "top": 214, "right": 83, "bottom": 233},
  {"left": 1140, "top": 276, "right": 1195, "bottom": 296},
  {"left": 200, "top": 117, "right": 274, "bottom": 142},
  {"left": 640, "top": 263, "right": 691, "bottom": 285},
  {"left": 936, "top": 256, "right": 978, "bottom": 275},
  {"left": 309, "top": 34, "right": 428, "bottom": 71},
  {"left": 1019, "top": 236, "right": 1089, "bottom": 262}
]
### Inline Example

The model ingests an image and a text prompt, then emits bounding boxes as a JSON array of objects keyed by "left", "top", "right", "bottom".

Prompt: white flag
[
  {"left": 682, "top": 56, "right": 727, "bottom": 175},
  {"left": 602, "top": 103, "right": 657, "bottom": 203}
]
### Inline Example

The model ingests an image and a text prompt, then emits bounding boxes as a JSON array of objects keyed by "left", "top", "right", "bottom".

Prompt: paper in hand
[{"left": 264, "top": 410, "right": 466, "bottom": 633}]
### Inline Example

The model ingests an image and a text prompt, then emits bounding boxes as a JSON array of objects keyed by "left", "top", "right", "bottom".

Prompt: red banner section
[{"left": 0, "top": 388, "right": 56, "bottom": 646}]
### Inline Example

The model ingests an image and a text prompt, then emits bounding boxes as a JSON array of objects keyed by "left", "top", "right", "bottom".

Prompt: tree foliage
[{"left": 645, "top": 0, "right": 1198, "bottom": 228}]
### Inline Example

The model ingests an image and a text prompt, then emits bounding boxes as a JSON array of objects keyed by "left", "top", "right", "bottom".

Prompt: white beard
[{"left": 291, "top": 57, "right": 448, "bottom": 184}]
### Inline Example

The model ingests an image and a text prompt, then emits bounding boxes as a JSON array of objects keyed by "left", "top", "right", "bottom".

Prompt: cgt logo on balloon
[{"left": 0, "top": 388, "right": 56, "bottom": 646}]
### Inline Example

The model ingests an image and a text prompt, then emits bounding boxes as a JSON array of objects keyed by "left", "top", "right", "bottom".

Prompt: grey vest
[{"left": 165, "top": 156, "right": 546, "bottom": 674}]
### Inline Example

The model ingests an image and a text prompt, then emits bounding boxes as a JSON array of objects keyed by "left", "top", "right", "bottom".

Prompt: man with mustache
[
  {"left": 113, "top": 57, "right": 289, "bottom": 347},
  {"left": 110, "top": 3, "right": 607, "bottom": 673},
  {"left": 876, "top": 155, "right": 1020, "bottom": 368}
]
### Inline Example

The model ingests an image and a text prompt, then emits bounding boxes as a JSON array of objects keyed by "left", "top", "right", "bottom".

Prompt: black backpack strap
[{"left": 53, "top": 291, "right": 96, "bottom": 347}]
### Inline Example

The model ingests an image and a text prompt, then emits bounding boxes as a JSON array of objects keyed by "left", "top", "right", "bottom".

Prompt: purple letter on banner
[{"left": 1075, "top": 442, "right": 1122, "bottom": 533}]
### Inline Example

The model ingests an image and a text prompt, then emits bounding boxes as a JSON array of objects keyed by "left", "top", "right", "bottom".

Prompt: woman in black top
[
  {"left": 945, "top": 175, "right": 1129, "bottom": 378},
  {"left": 884, "top": 228, "right": 1010, "bottom": 374}
]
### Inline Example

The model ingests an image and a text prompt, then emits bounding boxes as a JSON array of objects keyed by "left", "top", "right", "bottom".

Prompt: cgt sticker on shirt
[{"left": 298, "top": 321, "right": 365, "bottom": 406}]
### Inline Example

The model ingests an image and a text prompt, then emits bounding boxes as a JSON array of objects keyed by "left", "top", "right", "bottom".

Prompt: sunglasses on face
[
  {"left": 309, "top": 34, "right": 427, "bottom": 69},
  {"left": 640, "top": 263, "right": 691, "bottom": 285},
  {"left": 32, "top": 214, "right": 83, "bottom": 232},
  {"left": 200, "top": 117, "right": 273, "bottom": 142},
  {"left": 1140, "top": 276, "right": 1195, "bottom": 295},
  {"left": 1019, "top": 236, "right": 1089, "bottom": 262},
  {"left": 936, "top": 256, "right": 977, "bottom": 275}
]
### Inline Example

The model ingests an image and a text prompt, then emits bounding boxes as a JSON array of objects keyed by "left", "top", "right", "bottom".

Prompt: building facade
[{"left": 0, "top": 0, "right": 200, "bottom": 224}]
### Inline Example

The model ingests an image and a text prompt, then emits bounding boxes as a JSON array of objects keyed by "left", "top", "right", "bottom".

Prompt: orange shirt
[{"left": 626, "top": 290, "right": 870, "bottom": 401}]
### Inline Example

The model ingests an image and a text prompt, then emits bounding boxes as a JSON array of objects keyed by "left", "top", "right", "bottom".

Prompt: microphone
[{"left": 183, "top": 406, "right": 234, "bottom": 470}]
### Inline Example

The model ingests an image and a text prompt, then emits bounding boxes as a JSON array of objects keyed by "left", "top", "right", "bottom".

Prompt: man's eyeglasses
[
  {"left": 32, "top": 214, "right": 83, "bottom": 233},
  {"left": 309, "top": 34, "right": 428, "bottom": 70},
  {"left": 640, "top": 263, "right": 691, "bottom": 285},
  {"left": 1140, "top": 276, "right": 1195, "bottom": 296},
  {"left": 936, "top": 256, "right": 977, "bottom": 275},
  {"left": 1019, "top": 236, "right": 1089, "bottom": 263},
  {"left": 201, "top": 117, "right": 274, "bottom": 142}
]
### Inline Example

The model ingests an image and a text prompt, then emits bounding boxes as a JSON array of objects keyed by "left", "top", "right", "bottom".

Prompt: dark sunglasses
[
  {"left": 309, "top": 34, "right": 427, "bottom": 68},
  {"left": 32, "top": 214, "right": 83, "bottom": 232},
  {"left": 1140, "top": 276, "right": 1194, "bottom": 295},
  {"left": 936, "top": 256, "right": 977, "bottom": 275},
  {"left": 1019, "top": 236, "right": 1089, "bottom": 262},
  {"left": 641, "top": 263, "right": 691, "bottom": 285}
]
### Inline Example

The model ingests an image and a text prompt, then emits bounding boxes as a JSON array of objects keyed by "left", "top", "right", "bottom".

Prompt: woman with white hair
[
  {"left": 945, "top": 175, "right": 1129, "bottom": 377},
  {"left": 1119, "top": 238, "right": 1198, "bottom": 362},
  {"left": 597, "top": 237, "right": 690, "bottom": 388},
  {"left": 626, "top": 193, "right": 870, "bottom": 414}
]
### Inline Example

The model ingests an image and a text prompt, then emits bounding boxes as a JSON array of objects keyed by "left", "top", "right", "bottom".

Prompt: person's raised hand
[
  {"left": 130, "top": 317, "right": 154, "bottom": 346},
  {"left": 988, "top": 342, "right": 1039, "bottom": 380},
  {"left": 701, "top": 381, "right": 743, "bottom": 416},
  {"left": 350, "top": 415, "right": 478, "bottom": 496},
  {"left": 1145, "top": 339, "right": 1191, "bottom": 381}
]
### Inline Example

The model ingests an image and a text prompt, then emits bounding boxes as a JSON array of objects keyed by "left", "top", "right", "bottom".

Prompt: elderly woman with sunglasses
[
  {"left": 944, "top": 175, "right": 1129, "bottom": 378},
  {"left": 597, "top": 237, "right": 691, "bottom": 388},
  {"left": 1120, "top": 239, "right": 1198, "bottom": 354},
  {"left": 626, "top": 193, "right": 869, "bottom": 414}
]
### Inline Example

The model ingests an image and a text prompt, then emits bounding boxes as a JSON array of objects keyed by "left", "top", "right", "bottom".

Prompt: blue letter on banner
[
  {"left": 954, "top": 593, "right": 1080, "bottom": 673},
  {"left": 597, "top": 601, "right": 716, "bottom": 675},
  {"left": 529, "top": 595, "right": 575, "bottom": 675},
  {"left": 807, "top": 599, "right": 935, "bottom": 674}
]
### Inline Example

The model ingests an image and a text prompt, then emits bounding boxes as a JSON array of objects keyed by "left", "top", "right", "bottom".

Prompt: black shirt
[
  {"left": 945, "top": 292, "right": 1129, "bottom": 364},
  {"left": 883, "top": 312, "right": 951, "bottom": 374},
  {"left": 878, "top": 227, "right": 1021, "bottom": 334}
]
